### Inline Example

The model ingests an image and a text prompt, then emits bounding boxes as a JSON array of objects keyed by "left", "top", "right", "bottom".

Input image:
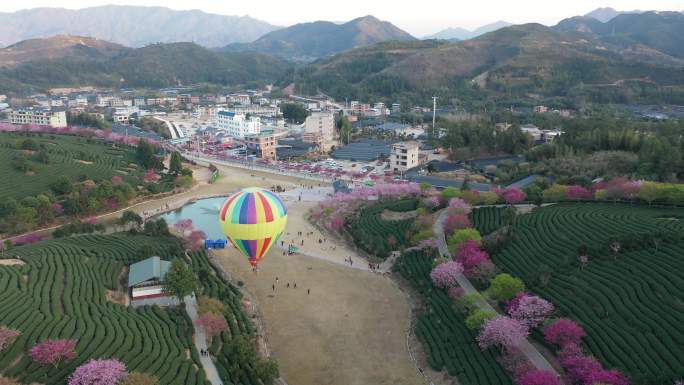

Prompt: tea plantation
[
  {"left": 475, "top": 203, "right": 684, "bottom": 385},
  {"left": 394, "top": 250, "right": 513, "bottom": 385},
  {"left": 0, "top": 132, "right": 143, "bottom": 200},
  {"left": 0, "top": 234, "right": 213, "bottom": 384}
]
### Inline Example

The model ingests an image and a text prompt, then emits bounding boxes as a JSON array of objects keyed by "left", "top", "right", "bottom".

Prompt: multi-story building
[
  {"left": 110, "top": 106, "right": 140, "bottom": 124},
  {"left": 244, "top": 130, "right": 277, "bottom": 161},
  {"left": 215, "top": 111, "right": 261, "bottom": 139},
  {"left": 534, "top": 105, "right": 549, "bottom": 114},
  {"left": 96, "top": 95, "right": 125, "bottom": 107},
  {"left": 9, "top": 108, "right": 67, "bottom": 128},
  {"left": 390, "top": 141, "right": 421, "bottom": 173},
  {"left": 304, "top": 111, "right": 336, "bottom": 151}
]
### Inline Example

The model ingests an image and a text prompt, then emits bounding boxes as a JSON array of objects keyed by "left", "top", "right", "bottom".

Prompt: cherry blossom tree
[
  {"left": 111, "top": 176, "right": 123, "bottom": 186},
  {"left": 185, "top": 230, "right": 207, "bottom": 251},
  {"left": 507, "top": 294, "right": 554, "bottom": 328},
  {"left": 477, "top": 316, "right": 529, "bottom": 350},
  {"left": 143, "top": 169, "right": 160, "bottom": 183},
  {"left": 195, "top": 313, "right": 228, "bottom": 341},
  {"left": 52, "top": 202, "right": 64, "bottom": 215},
  {"left": 443, "top": 213, "right": 471, "bottom": 236},
  {"left": 448, "top": 198, "right": 472, "bottom": 214},
  {"left": 31, "top": 339, "right": 77, "bottom": 368},
  {"left": 68, "top": 359, "right": 127, "bottom": 385},
  {"left": 455, "top": 240, "right": 491, "bottom": 276},
  {"left": 430, "top": 261, "right": 464, "bottom": 289},
  {"left": 566, "top": 185, "right": 592, "bottom": 200},
  {"left": 0, "top": 327, "right": 20, "bottom": 352},
  {"left": 501, "top": 188, "right": 527, "bottom": 205},
  {"left": 173, "top": 219, "right": 194, "bottom": 233},
  {"left": 543, "top": 318, "right": 586, "bottom": 347},
  {"left": 516, "top": 369, "right": 561, "bottom": 385}
]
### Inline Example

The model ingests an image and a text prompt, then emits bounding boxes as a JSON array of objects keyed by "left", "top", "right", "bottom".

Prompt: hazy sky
[{"left": 1, "top": 0, "right": 682, "bottom": 36}]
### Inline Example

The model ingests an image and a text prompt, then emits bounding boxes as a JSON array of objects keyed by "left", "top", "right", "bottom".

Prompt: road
[{"left": 433, "top": 209, "right": 560, "bottom": 375}]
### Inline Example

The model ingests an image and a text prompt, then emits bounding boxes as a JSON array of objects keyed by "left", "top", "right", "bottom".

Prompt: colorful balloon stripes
[{"left": 218, "top": 188, "right": 288, "bottom": 266}]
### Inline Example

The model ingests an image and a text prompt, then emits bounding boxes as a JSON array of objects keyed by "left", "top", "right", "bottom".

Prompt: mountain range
[
  {"left": 221, "top": 16, "right": 415, "bottom": 61},
  {"left": 290, "top": 12, "right": 684, "bottom": 106},
  {"left": 0, "top": 5, "right": 279, "bottom": 48},
  {"left": 0, "top": 36, "right": 290, "bottom": 92},
  {"left": 424, "top": 21, "right": 514, "bottom": 41}
]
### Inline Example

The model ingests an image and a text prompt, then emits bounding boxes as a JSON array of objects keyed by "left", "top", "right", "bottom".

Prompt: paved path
[
  {"left": 433, "top": 210, "right": 559, "bottom": 374},
  {"left": 185, "top": 295, "right": 223, "bottom": 385}
]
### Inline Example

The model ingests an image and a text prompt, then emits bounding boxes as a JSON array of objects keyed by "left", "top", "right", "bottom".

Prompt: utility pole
[{"left": 432, "top": 96, "right": 438, "bottom": 138}]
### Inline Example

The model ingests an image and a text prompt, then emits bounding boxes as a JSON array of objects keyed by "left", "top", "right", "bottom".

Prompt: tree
[
  {"left": 169, "top": 151, "right": 183, "bottom": 176},
  {"left": 430, "top": 261, "right": 464, "bottom": 289},
  {"left": 455, "top": 240, "right": 491, "bottom": 276},
  {"left": 135, "top": 139, "right": 161, "bottom": 170},
  {"left": 489, "top": 273, "right": 525, "bottom": 301},
  {"left": 120, "top": 211, "right": 142, "bottom": 228},
  {"left": 0, "top": 327, "right": 20, "bottom": 352},
  {"left": 255, "top": 358, "right": 279, "bottom": 385},
  {"left": 50, "top": 176, "right": 73, "bottom": 195},
  {"left": 448, "top": 228, "right": 482, "bottom": 248},
  {"left": 281, "top": 103, "right": 309, "bottom": 124},
  {"left": 516, "top": 370, "right": 561, "bottom": 385},
  {"left": 30, "top": 339, "right": 77, "bottom": 368},
  {"left": 507, "top": 294, "right": 554, "bottom": 328},
  {"left": 448, "top": 198, "right": 472, "bottom": 214},
  {"left": 336, "top": 116, "right": 352, "bottom": 144},
  {"left": 0, "top": 376, "right": 20, "bottom": 385},
  {"left": 162, "top": 259, "right": 197, "bottom": 303},
  {"left": 120, "top": 372, "right": 159, "bottom": 385},
  {"left": 465, "top": 309, "right": 497, "bottom": 331},
  {"left": 543, "top": 318, "right": 586, "bottom": 347},
  {"left": 198, "top": 296, "right": 225, "bottom": 316},
  {"left": 500, "top": 187, "right": 526, "bottom": 205},
  {"left": 195, "top": 313, "right": 228, "bottom": 341},
  {"left": 68, "top": 359, "right": 127, "bottom": 385},
  {"left": 477, "top": 316, "right": 528, "bottom": 350},
  {"left": 443, "top": 213, "right": 471, "bottom": 236},
  {"left": 637, "top": 181, "right": 663, "bottom": 205}
]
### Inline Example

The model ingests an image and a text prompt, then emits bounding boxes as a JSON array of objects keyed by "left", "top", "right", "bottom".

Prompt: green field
[
  {"left": 470, "top": 206, "right": 509, "bottom": 235},
  {"left": 346, "top": 198, "right": 418, "bottom": 258},
  {"left": 0, "top": 233, "right": 261, "bottom": 385},
  {"left": 476, "top": 203, "right": 684, "bottom": 385},
  {"left": 0, "top": 132, "right": 143, "bottom": 200},
  {"left": 394, "top": 250, "right": 513, "bottom": 385}
]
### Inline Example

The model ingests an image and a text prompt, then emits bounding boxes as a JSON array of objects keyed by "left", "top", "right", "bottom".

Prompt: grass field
[
  {"left": 475, "top": 203, "right": 684, "bottom": 385},
  {"left": 0, "top": 233, "right": 260, "bottom": 385},
  {"left": 0, "top": 132, "right": 143, "bottom": 200},
  {"left": 394, "top": 250, "right": 513, "bottom": 385}
]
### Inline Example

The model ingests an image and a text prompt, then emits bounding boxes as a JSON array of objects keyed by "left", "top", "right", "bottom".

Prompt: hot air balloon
[{"left": 218, "top": 187, "right": 288, "bottom": 268}]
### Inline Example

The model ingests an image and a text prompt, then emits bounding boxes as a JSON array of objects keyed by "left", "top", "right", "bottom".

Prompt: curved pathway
[
  {"left": 433, "top": 209, "right": 559, "bottom": 374},
  {"left": 185, "top": 294, "right": 223, "bottom": 385}
]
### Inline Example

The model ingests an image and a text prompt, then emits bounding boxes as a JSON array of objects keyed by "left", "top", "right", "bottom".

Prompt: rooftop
[{"left": 128, "top": 256, "right": 171, "bottom": 287}]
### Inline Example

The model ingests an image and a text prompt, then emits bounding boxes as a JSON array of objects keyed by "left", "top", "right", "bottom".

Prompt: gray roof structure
[
  {"left": 332, "top": 139, "right": 394, "bottom": 161},
  {"left": 128, "top": 256, "right": 171, "bottom": 287}
]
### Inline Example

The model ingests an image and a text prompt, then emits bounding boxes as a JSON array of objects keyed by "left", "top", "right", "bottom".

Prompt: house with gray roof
[{"left": 128, "top": 256, "right": 172, "bottom": 301}]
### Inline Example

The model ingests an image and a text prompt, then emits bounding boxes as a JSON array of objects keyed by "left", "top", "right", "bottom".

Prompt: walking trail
[
  {"left": 433, "top": 209, "right": 560, "bottom": 374},
  {"left": 185, "top": 294, "right": 222, "bottom": 385}
]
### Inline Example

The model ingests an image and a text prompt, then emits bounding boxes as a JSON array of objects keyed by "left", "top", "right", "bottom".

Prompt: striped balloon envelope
[{"left": 218, "top": 187, "right": 288, "bottom": 267}]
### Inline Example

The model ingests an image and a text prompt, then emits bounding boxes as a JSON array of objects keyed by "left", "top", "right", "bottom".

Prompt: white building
[
  {"left": 215, "top": 110, "right": 261, "bottom": 139},
  {"left": 520, "top": 124, "right": 543, "bottom": 141},
  {"left": 96, "top": 95, "right": 125, "bottom": 107},
  {"left": 9, "top": 108, "right": 67, "bottom": 128},
  {"left": 390, "top": 141, "right": 421, "bottom": 173}
]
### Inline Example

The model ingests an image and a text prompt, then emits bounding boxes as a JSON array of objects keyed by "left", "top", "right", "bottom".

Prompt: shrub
[
  {"left": 489, "top": 273, "right": 525, "bottom": 301},
  {"left": 465, "top": 309, "right": 497, "bottom": 331}
]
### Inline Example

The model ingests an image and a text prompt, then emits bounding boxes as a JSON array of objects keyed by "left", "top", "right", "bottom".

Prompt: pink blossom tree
[
  {"left": 477, "top": 316, "right": 529, "bottom": 350},
  {"left": 68, "top": 359, "right": 127, "bottom": 385},
  {"left": 30, "top": 339, "right": 77, "bottom": 368},
  {"left": 143, "top": 169, "right": 160, "bottom": 183},
  {"left": 455, "top": 240, "right": 491, "bottom": 276},
  {"left": 173, "top": 219, "right": 194, "bottom": 233},
  {"left": 507, "top": 294, "right": 554, "bottom": 328},
  {"left": 501, "top": 188, "right": 527, "bottom": 205},
  {"left": 448, "top": 198, "right": 472, "bottom": 214},
  {"left": 52, "top": 202, "right": 64, "bottom": 215},
  {"left": 543, "top": 318, "right": 586, "bottom": 347},
  {"left": 516, "top": 369, "right": 561, "bottom": 385},
  {"left": 195, "top": 313, "right": 228, "bottom": 341},
  {"left": 430, "top": 261, "right": 464, "bottom": 289},
  {"left": 566, "top": 185, "right": 592, "bottom": 200},
  {"left": 111, "top": 175, "right": 123, "bottom": 186},
  {"left": 0, "top": 327, "right": 21, "bottom": 352},
  {"left": 443, "top": 213, "right": 471, "bottom": 236},
  {"left": 185, "top": 230, "right": 207, "bottom": 251}
]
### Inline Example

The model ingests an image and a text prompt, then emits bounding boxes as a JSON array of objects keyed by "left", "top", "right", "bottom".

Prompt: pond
[{"left": 159, "top": 196, "right": 228, "bottom": 240}]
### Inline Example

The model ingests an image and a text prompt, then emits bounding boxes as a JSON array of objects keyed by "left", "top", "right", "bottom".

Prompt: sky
[{"left": 0, "top": 0, "right": 682, "bottom": 36}]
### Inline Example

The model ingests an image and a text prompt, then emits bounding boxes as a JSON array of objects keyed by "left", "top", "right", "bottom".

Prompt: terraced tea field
[
  {"left": 0, "top": 132, "right": 142, "bottom": 200},
  {"left": 394, "top": 250, "right": 513, "bottom": 385},
  {"left": 476, "top": 203, "right": 684, "bottom": 384},
  {"left": 0, "top": 234, "right": 216, "bottom": 384}
]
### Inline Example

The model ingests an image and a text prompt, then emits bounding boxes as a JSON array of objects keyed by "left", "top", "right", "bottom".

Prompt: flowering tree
[
  {"left": 455, "top": 240, "right": 491, "bottom": 276},
  {"left": 195, "top": 313, "right": 228, "bottom": 341},
  {"left": 516, "top": 369, "right": 561, "bottom": 385},
  {"left": 448, "top": 198, "right": 472, "bottom": 214},
  {"left": 0, "top": 376, "right": 20, "bottom": 385},
  {"left": 52, "top": 202, "right": 64, "bottom": 215},
  {"left": 430, "top": 261, "right": 464, "bottom": 289},
  {"left": 566, "top": 185, "right": 592, "bottom": 200},
  {"left": 501, "top": 188, "right": 527, "bottom": 205},
  {"left": 111, "top": 175, "right": 123, "bottom": 186},
  {"left": 443, "top": 213, "right": 471, "bottom": 236},
  {"left": 173, "top": 219, "right": 194, "bottom": 233},
  {"left": 143, "top": 169, "right": 160, "bottom": 183},
  {"left": 507, "top": 294, "right": 554, "bottom": 328},
  {"left": 68, "top": 359, "right": 127, "bottom": 385},
  {"left": 184, "top": 230, "right": 207, "bottom": 251},
  {"left": 0, "top": 327, "right": 20, "bottom": 352},
  {"left": 448, "top": 286, "right": 465, "bottom": 299},
  {"left": 543, "top": 318, "right": 586, "bottom": 347},
  {"left": 12, "top": 233, "right": 44, "bottom": 246},
  {"left": 477, "top": 316, "right": 528, "bottom": 350},
  {"left": 31, "top": 339, "right": 77, "bottom": 368}
]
